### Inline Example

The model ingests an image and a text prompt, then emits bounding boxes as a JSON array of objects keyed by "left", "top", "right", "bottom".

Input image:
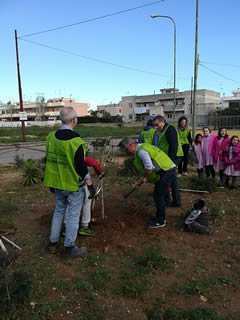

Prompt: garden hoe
[{"left": 123, "top": 187, "right": 137, "bottom": 199}]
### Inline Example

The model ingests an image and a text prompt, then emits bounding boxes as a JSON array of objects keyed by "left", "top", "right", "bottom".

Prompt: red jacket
[
  {"left": 223, "top": 142, "right": 240, "bottom": 171},
  {"left": 85, "top": 157, "right": 102, "bottom": 175}
]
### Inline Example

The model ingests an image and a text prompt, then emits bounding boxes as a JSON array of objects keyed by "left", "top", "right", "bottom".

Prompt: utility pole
[
  {"left": 192, "top": 0, "right": 199, "bottom": 138},
  {"left": 190, "top": 77, "right": 193, "bottom": 115},
  {"left": 15, "top": 29, "right": 26, "bottom": 142}
]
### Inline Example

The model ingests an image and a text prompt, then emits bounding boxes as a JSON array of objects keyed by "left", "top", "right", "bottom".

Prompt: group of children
[{"left": 192, "top": 127, "right": 240, "bottom": 189}]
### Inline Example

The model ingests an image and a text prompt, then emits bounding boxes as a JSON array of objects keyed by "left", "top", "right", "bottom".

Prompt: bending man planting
[{"left": 125, "top": 138, "right": 176, "bottom": 228}]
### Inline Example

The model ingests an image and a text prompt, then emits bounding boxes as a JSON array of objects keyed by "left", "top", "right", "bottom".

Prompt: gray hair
[
  {"left": 124, "top": 137, "right": 137, "bottom": 148},
  {"left": 153, "top": 115, "right": 166, "bottom": 123},
  {"left": 60, "top": 107, "right": 77, "bottom": 124}
]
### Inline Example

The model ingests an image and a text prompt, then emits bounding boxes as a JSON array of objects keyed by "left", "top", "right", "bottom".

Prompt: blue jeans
[{"left": 50, "top": 187, "right": 85, "bottom": 247}]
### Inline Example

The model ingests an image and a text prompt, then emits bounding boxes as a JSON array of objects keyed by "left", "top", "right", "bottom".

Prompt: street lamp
[{"left": 150, "top": 14, "right": 177, "bottom": 120}]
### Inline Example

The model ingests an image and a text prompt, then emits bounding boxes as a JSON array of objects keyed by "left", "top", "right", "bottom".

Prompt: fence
[
  {"left": 207, "top": 116, "right": 240, "bottom": 129},
  {"left": 181, "top": 115, "right": 240, "bottom": 129}
]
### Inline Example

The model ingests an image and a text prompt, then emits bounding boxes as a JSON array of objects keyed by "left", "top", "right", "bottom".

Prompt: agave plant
[{"left": 22, "top": 159, "right": 42, "bottom": 186}]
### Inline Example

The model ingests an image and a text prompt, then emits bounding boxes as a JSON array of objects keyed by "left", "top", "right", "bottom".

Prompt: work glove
[
  {"left": 98, "top": 172, "right": 104, "bottom": 180},
  {"left": 87, "top": 184, "right": 96, "bottom": 200}
]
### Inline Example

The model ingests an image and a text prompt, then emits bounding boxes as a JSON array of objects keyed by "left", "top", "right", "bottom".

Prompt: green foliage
[
  {"left": 118, "top": 157, "right": 139, "bottom": 176},
  {"left": 168, "top": 275, "right": 237, "bottom": 296},
  {"left": 80, "top": 253, "right": 105, "bottom": 268},
  {"left": 78, "top": 295, "right": 108, "bottom": 320},
  {"left": 91, "top": 267, "right": 112, "bottom": 291},
  {"left": 0, "top": 252, "right": 32, "bottom": 314},
  {"left": 22, "top": 159, "right": 42, "bottom": 186},
  {"left": 179, "top": 177, "right": 217, "bottom": 193},
  {"left": 146, "top": 304, "right": 228, "bottom": 320},
  {"left": 134, "top": 244, "right": 175, "bottom": 273},
  {"left": 208, "top": 202, "right": 225, "bottom": 223},
  {"left": 77, "top": 113, "right": 122, "bottom": 124},
  {"left": 0, "top": 196, "right": 18, "bottom": 216},
  {"left": 51, "top": 279, "right": 70, "bottom": 291},
  {"left": 0, "top": 125, "right": 141, "bottom": 143},
  {"left": 72, "top": 277, "right": 93, "bottom": 294},
  {"left": 121, "top": 278, "right": 152, "bottom": 298}
]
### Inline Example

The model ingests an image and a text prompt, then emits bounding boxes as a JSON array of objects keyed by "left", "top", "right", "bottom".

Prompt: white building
[
  {"left": 96, "top": 88, "right": 221, "bottom": 123},
  {"left": 222, "top": 89, "right": 240, "bottom": 109}
]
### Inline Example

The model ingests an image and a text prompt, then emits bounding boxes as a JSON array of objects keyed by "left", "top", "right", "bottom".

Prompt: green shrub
[
  {"left": 121, "top": 278, "right": 152, "bottom": 298},
  {"left": 91, "top": 267, "right": 112, "bottom": 291},
  {"left": 22, "top": 159, "right": 42, "bottom": 186},
  {"left": 134, "top": 244, "right": 175, "bottom": 272},
  {"left": 208, "top": 202, "right": 224, "bottom": 223}
]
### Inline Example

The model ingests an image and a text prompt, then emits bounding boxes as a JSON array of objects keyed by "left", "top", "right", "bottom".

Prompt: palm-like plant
[{"left": 22, "top": 159, "right": 42, "bottom": 186}]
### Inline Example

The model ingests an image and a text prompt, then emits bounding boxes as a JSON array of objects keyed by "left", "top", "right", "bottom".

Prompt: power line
[
  {"left": 200, "top": 61, "right": 240, "bottom": 69},
  {"left": 19, "top": 0, "right": 165, "bottom": 38},
  {"left": 19, "top": 38, "right": 170, "bottom": 78},
  {"left": 199, "top": 63, "right": 240, "bottom": 85}
]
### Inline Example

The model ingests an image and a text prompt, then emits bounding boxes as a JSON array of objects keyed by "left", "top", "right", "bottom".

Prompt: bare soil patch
[{"left": 1, "top": 167, "right": 240, "bottom": 320}]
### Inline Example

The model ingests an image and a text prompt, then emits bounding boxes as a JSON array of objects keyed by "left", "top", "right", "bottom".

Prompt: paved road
[{"left": 0, "top": 137, "right": 126, "bottom": 164}]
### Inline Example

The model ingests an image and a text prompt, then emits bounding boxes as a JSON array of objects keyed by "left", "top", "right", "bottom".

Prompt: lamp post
[{"left": 150, "top": 14, "right": 177, "bottom": 121}]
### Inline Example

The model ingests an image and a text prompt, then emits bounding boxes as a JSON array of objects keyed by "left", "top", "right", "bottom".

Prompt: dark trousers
[
  {"left": 165, "top": 167, "right": 181, "bottom": 205},
  {"left": 219, "top": 170, "right": 229, "bottom": 185},
  {"left": 205, "top": 165, "right": 215, "bottom": 179},
  {"left": 154, "top": 170, "right": 174, "bottom": 224},
  {"left": 178, "top": 144, "right": 190, "bottom": 174},
  {"left": 197, "top": 168, "right": 203, "bottom": 177},
  {"left": 220, "top": 174, "right": 237, "bottom": 187}
]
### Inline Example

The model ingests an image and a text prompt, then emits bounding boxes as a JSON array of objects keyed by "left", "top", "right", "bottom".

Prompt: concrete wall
[{"left": 0, "top": 121, "right": 61, "bottom": 128}]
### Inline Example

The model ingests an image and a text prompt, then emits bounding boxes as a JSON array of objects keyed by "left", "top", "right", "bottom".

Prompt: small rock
[{"left": 200, "top": 295, "right": 208, "bottom": 302}]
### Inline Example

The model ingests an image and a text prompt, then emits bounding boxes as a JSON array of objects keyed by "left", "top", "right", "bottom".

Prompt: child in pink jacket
[
  {"left": 192, "top": 134, "right": 203, "bottom": 177},
  {"left": 212, "top": 127, "right": 230, "bottom": 181},
  {"left": 220, "top": 136, "right": 240, "bottom": 189},
  {"left": 202, "top": 127, "right": 217, "bottom": 179}
]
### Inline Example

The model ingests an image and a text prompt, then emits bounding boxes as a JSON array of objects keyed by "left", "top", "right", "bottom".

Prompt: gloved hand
[
  {"left": 98, "top": 172, "right": 104, "bottom": 180},
  {"left": 87, "top": 184, "right": 96, "bottom": 199}
]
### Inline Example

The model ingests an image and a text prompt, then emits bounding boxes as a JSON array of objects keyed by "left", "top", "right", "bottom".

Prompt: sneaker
[
  {"left": 229, "top": 185, "right": 237, "bottom": 190},
  {"left": 64, "top": 246, "right": 87, "bottom": 259},
  {"left": 150, "top": 217, "right": 167, "bottom": 224},
  {"left": 217, "top": 184, "right": 224, "bottom": 189},
  {"left": 79, "top": 226, "right": 94, "bottom": 236},
  {"left": 47, "top": 242, "right": 60, "bottom": 254},
  {"left": 177, "top": 174, "right": 182, "bottom": 178},
  {"left": 148, "top": 220, "right": 166, "bottom": 228},
  {"left": 182, "top": 172, "right": 188, "bottom": 176}
]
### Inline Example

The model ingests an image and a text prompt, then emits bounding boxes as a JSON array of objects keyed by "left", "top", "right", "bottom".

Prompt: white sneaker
[
  {"left": 177, "top": 174, "right": 182, "bottom": 178},
  {"left": 182, "top": 172, "right": 188, "bottom": 176}
]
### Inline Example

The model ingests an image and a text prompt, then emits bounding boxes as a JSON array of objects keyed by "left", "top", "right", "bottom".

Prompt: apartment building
[
  {"left": 0, "top": 98, "right": 89, "bottom": 122},
  {"left": 96, "top": 88, "right": 221, "bottom": 123}
]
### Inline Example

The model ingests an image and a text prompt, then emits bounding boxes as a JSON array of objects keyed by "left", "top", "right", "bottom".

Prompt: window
[
  {"left": 167, "top": 114, "right": 173, "bottom": 119},
  {"left": 129, "top": 114, "right": 133, "bottom": 120},
  {"left": 129, "top": 103, "right": 132, "bottom": 108}
]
